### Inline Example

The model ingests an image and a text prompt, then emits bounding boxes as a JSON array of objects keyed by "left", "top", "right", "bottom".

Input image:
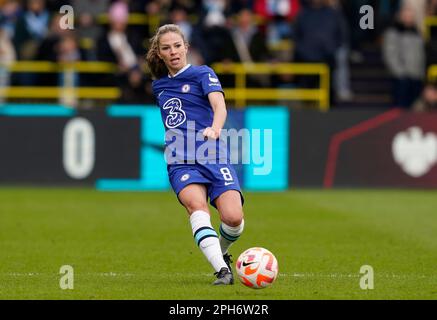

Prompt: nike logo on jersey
[
  {"left": 224, "top": 182, "right": 235, "bottom": 186},
  {"left": 158, "top": 90, "right": 165, "bottom": 98}
]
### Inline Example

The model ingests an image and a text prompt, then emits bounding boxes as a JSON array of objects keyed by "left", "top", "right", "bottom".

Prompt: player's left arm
[{"left": 203, "top": 91, "right": 227, "bottom": 140}]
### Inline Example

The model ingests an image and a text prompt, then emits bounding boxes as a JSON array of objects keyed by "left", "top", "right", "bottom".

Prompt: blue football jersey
[{"left": 152, "top": 64, "right": 228, "bottom": 163}]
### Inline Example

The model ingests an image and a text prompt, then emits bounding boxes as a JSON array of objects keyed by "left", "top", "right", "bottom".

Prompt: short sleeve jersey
[{"left": 152, "top": 64, "right": 227, "bottom": 162}]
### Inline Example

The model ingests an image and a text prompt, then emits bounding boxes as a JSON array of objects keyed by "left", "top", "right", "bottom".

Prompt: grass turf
[{"left": 0, "top": 188, "right": 436, "bottom": 300}]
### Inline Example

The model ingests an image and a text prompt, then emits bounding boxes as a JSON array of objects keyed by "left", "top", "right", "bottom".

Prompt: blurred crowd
[{"left": 0, "top": 0, "right": 437, "bottom": 110}]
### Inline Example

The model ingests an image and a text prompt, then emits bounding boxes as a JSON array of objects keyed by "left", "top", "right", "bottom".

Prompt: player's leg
[
  {"left": 215, "top": 190, "right": 245, "bottom": 258},
  {"left": 178, "top": 184, "right": 232, "bottom": 284}
]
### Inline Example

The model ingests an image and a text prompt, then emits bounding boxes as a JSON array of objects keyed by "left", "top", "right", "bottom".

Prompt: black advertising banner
[
  {"left": 0, "top": 109, "right": 140, "bottom": 184},
  {"left": 2, "top": 105, "right": 437, "bottom": 188},
  {"left": 290, "top": 109, "right": 437, "bottom": 188},
  {"left": 332, "top": 111, "right": 437, "bottom": 188},
  {"left": 289, "top": 109, "right": 385, "bottom": 187}
]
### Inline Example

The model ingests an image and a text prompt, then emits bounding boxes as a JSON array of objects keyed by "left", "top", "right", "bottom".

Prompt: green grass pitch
[{"left": 0, "top": 188, "right": 436, "bottom": 300}]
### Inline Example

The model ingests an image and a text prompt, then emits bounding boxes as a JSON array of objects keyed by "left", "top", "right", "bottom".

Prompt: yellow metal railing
[
  {"left": 8, "top": 61, "right": 117, "bottom": 73},
  {"left": 2, "top": 61, "right": 329, "bottom": 108},
  {"left": 428, "top": 65, "right": 437, "bottom": 80},
  {"left": 2, "top": 61, "right": 120, "bottom": 101},
  {"left": 425, "top": 16, "right": 437, "bottom": 41},
  {"left": 2, "top": 87, "right": 120, "bottom": 99},
  {"left": 97, "top": 13, "right": 161, "bottom": 35},
  {"left": 212, "top": 62, "right": 330, "bottom": 111}
]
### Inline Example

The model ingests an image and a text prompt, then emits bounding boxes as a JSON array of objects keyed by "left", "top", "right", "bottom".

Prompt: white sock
[
  {"left": 190, "top": 210, "right": 228, "bottom": 272},
  {"left": 219, "top": 219, "right": 245, "bottom": 254}
]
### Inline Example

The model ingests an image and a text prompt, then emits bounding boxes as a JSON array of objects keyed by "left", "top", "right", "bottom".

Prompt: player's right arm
[{"left": 203, "top": 91, "right": 227, "bottom": 140}]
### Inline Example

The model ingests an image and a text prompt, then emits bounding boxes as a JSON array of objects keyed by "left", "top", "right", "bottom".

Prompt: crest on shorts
[{"left": 180, "top": 174, "right": 190, "bottom": 182}]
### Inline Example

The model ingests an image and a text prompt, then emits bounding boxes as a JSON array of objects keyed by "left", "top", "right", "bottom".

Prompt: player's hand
[{"left": 203, "top": 127, "right": 221, "bottom": 140}]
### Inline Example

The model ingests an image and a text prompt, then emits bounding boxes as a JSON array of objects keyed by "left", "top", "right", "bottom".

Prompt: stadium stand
[{"left": 0, "top": 0, "right": 437, "bottom": 110}]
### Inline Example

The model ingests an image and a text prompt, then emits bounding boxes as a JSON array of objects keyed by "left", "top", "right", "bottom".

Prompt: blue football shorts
[{"left": 168, "top": 162, "right": 244, "bottom": 209}]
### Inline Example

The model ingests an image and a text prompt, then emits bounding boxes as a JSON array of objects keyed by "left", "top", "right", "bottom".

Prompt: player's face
[{"left": 158, "top": 32, "right": 188, "bottom": 76}]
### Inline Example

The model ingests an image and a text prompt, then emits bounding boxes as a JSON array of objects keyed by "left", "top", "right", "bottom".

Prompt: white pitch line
[
  {"left": 279, "top": 273, "right": 433, "bottom": 279},
  {"left": 1, "top": 272, "right": 435, "bottom": 279},
  {"left": 2, "top": 272, "right": 135, "bottom": 277}
]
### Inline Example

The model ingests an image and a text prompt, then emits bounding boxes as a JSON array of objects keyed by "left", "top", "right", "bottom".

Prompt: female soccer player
[{"left": 146, "top": 24, "right": 245, "bottom": 285}]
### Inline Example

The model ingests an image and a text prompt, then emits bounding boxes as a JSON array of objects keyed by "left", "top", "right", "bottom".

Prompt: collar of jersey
[{"left": 168, "top": 64, "right": 191, "bottom": 78}]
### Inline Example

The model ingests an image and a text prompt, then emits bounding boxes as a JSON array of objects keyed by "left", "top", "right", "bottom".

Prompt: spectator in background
[
  {"left": 97, "top": 1, "right": 146, "bottom": 103},
  {"left": 328, "top": 0, "right": 353, "bottom": 101},
  {"left": 228, "top": 8, "right": 270, "bottom": 63},
  {"left": 428, "top": 0, "right": 437, "bottom": 15},
  {"left": 0, "top": 0, "right": 22, "bottom": 40},
  {"left": 200, "top": 0, "right": 228, "bottom": 27},
  {"left": 340, "top": 0, "right": 371, "bottom": 64},
  {"left": 56, "top": 34, "right": 81, "bottom": 63},
  {"left": 254, "top": 0, "right": 300, "bottom": 46},
  {"left": 35, "top": 14, "right": 79, "bottom": 86},
  {"left": 169, "top": 5, "right": 193, "bottom": 42},
  {"left": 229, "top": 0, "right": 254, "bottom": 14},
  {"left": 168, "top": 6, "right": 204, "bottom": 65},
  {"left": 123, "top": 0, "right": 149, "bottom": 13},
  {"left": 56, "top": 33, "right": 82, "bottom": 106},
  {"left": 412, "top": 80, "right": 437, "bottom": 112},
  {"left": 0, "top": 24, "right": 16, "bottom": 104},
  {"left": 294, "top": 0, "right": 343, "bottom": 67},
  {"left": 426, "top": 0, "right": 437, "bottom": 66},
  {"left": 191, "top": 1, "right": 231, "bottom": 65},
  {"left": 383, "top": 4, "right": 425, "bottom": 108},
  {"left": 168, "top": 0, "right": 199, "bottom": 15},
  {"left": 13, "top": 0, "right": 50, "bottom": 60},
  {"left": 36, "top": 13, "right": 72, "bottom": 61},
  {"left": 72, "top": 0, "right": 109, "bottom": 61},
  {"left": 293, "top": 0, "right": 344, "bottom": 105},
  {"left": 44, "top": 0, "right": 70, "bottom": 12},
  {"left": 401, "top": 0, "right": 427, "bottom": 35},
  {"left": 226, "top": 8, "right": 271, "bottom": 87},
  {"left": 376, "top": 0, "right": 402, "bottom": 33}
]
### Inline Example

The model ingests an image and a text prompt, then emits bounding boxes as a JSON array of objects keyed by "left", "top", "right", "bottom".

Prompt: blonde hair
[{"left": 146, "top": 24, "right": 189, "bottom": 79}]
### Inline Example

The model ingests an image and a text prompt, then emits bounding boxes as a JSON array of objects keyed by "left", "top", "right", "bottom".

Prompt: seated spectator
[
  {"left": 201, "top": 0, "right": 228, "bottom": 27},
  {"left": 97, "top": 1, "right": 146, "bottom": 103},
  {"left": 169, "top": 0, "right": 199, "bottom": 15},
  {"left": 401, "top": 0, "right": 427, "bottom": 35},
  {"left": 428, "top": 0, "right": 437, "bottom": 15},
  {"left": 168, "top": 6, "right": 204, "bottom": 66},
  {"left": 426, "top": 0, "right": 437, "bottom": 66},
  {"left": 191, "top": 2, "right": 232, "bottom": 65},
  {"left": 36, "top": 14, "right": 74, "bottom": 62},
  {"left": 228, "top": 0, "right": 255, "bottom": 14},
  {"left": 168, "top": 6, "right": 193, "bottom": 42},
  {"left": 56, "top": 34, "right": 81, "bottom": 63},
  {"left": 0, "top": 0, "right": 22, "bottom": 40},
  {"left": 254, "top": 0, "right": 301, "bottom": 45},
  {"left": 412, "top": 80, "right": 437, "bottom": 112},
  {"left": 44, "top": 0, "right": 71, "bottom": 12},
  {"left": 0, "top": 24, "right": 16, "bottom": 104},
  {"left": 228, "top": 8, "right": 270, "bottom": 63},
  {"left": 35, "top": 14, "right": 83, "bottom": 87},
  {"left": 72, "top": 0, "right": 109, "bottom": 61},
  {"left": 195, "top": 8, "right": 271, "bottom": 87},
  {"left": 13, "top": 0, "right": 50, "bottom": 60},
  {"left": 383, "top": 4, "right": 425, "bottom": 108},
  {"left": 0, "top": 24, "right": 15, "bottom": 68}
]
